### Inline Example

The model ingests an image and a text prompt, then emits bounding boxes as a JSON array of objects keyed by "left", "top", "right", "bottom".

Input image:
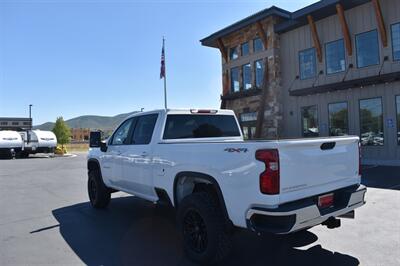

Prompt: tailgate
[{"left": 277, "top": 136, "right": 360, "bottom": 204}]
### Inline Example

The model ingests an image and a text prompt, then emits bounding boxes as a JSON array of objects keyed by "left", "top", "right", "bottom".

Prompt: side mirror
[{"left": 89, "top": 131, "right": 101, "bottom": 148}]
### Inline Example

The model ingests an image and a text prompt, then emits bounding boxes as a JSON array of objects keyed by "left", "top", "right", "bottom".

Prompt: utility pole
[{"left": 29, "top": 104, "right": 33, "bottom": 129}]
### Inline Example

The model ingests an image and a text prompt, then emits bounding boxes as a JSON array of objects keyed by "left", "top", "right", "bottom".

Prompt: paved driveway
[{"left": 0, "top": 154, "right": 399, "bottom": 265}]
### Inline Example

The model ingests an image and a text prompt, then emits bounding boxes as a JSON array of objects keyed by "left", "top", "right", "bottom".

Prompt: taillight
[
  {"left": 358, "top": 142, "right": 362, "bottom": 176},
  {"left": 255, "top": 149, "right": 280, "bottom": 195}
]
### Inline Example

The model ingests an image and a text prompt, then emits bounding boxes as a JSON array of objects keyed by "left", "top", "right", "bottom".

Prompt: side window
[
  {"left": 301, "top": 105, "right": 319, "bottom": 137},
  {"left": 299, "top": 48, "right": 317, "bottom": 80},
  {"left": 356, "top": 30, "right": 380, "bottom": 68},
  {"left": 229, "top": 46, "right": 239, "bottom": 60},
  {"left": 392, "top": 23, "right": 400, "bottom": 61},
  {"left": 253, "top": 37, "right": 264, "bottom": 53},
  {"left": 132, "top": 114, "right": 158, "bottom": 145},
  {"left": 396, "top": 96, "right": 400, "bottom": 145},
  {"left": 255, "top": 59, "right": 264, "bottom": 88},
  {"left": 325, "top": 39, "right": 346, "bottom": 74},
  {"left": 328, "top": 102, "right": 349, "bottom": 136},
  {"left": 230, "top": 67, "right": 240, "bottom": 92},
  {"left": 110, "top": 118, "right": 134, "bottom": 145},
  {"left": 359, "top": 98, "right": 384, "bottom": 146}
]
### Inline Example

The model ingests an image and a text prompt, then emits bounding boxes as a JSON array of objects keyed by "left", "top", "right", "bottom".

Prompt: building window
[
  {"left": 359, "top": 98, "right": 384, "bottom": 146},
  {"left": 325, "top": 39, "right": 346, "bottom": 74},
  {"left": 301, "top": 105, "right": 319, "bottom": 137},
  {"left": 299, "top": 48, "right": 317, "bottom": 80},
  {"left": 242, "top": 63, "right": 252, "bottom": 90},
  {"left": 240, "top": 112, "right": 257, "bottom": 122},
  {"left": 391, "top": 23, "right": 400, "bottom": 61},
  {"left": 255, "top": 59, "right": 264, "bottom": 88},
  {"left": 12, "top": 122, "right": 19, "bottom": 126},
  {"left": 396, "top": 96, "right": 400, "bottom": 145},
  {"left": 253, "top": 37, "right": 264, "bottom": 53},
  {"left": 241, "top": 42, "right": 249, "bottom": 56},
  {"left": 0, "top": 122, "right": 7, "bottom": 125},
  {"left": 328, "top": 102, "right": 349, "bottom": 136},
  {"left": 240, "top": 112, "right": 257, "bottom": 140},
  {"left": 356, "top": 30, "right": 380, "bottom": 68},
  {"left": 229, "top": 46, "right": 239, "bottom": 60},
  {"left": 230, "top": 67, "right": 240, "bottom": 92},
  {"left": 242, "top": 126, "right": 257, "bottom": 140}
]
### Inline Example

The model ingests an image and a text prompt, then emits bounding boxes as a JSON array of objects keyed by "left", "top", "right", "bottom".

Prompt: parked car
[
  {"left": 87, "top": 109, "right": 366, "bottom": 264},
  {"left": 0, "top": 130, "right": 23, "bottom": 158}
]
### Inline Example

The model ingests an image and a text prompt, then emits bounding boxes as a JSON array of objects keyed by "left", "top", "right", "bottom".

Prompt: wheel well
[
  {"left": 87, "top": 159, "right": 117, "bottom": 192},
  {"left": 88, "top": 160, "right": 100, "bottom": 172},
  {"left": 173, "top": 171, "right": 229, "bottom": 221}
]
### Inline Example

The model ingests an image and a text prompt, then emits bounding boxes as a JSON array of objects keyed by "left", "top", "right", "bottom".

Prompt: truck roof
[{"left": 126, "top": 108, "right": 235, "bottom": 119}]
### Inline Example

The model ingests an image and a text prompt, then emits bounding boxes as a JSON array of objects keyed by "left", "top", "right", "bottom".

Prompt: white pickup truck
[{"left": 87, "top": 109, "right": 366, "bottom": 264}]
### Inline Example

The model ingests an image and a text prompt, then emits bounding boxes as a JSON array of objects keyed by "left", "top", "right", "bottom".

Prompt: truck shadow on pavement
[
  {"left": 361, "top": 165, "right": 400, "bottom": 190},
  {"left": 52, "top": 195, "right": 360, "bottom": 266}
]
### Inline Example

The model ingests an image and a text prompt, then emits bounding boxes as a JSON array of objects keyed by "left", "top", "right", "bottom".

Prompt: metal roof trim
[{"left": 200, "top": 6, "right": 291, "bottom": 48}]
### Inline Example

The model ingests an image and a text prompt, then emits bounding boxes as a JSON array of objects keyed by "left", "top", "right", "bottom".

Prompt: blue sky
[{"left": 0, "top": 0, "right": 317, "bottom": 125}]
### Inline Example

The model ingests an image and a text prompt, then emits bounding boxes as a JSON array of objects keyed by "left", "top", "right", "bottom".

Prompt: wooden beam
[
  {"left": 217, "top": 38, "right": 228, "bottom": 62},
  {"left": 307, "top": 15, "right": 322, "bottom": 62},
  {"left": 256, "top": 21, "right": 269, "bottom": 49},
  {"left": 336, "top": 4, "right": 352, "bottom": 56},
  {"left": 372, "top": 0, "right": 388, "bottom": 47}
]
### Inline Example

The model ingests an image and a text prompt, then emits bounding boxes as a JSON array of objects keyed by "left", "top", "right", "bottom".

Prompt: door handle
[{"left": 141, "top": 151, "right": 148, "bottom": 157}]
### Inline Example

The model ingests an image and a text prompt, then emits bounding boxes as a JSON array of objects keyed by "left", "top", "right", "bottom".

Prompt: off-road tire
[
  {"left": 177, "top": 192, "right": 232, "bottom": 264},
  {"left": 88, "top": 169, "right": 111, "bottom": 208}
]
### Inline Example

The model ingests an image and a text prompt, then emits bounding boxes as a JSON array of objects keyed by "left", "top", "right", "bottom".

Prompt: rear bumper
[{"left": 246, "top": 184, "right": 366, "bottom": 234}]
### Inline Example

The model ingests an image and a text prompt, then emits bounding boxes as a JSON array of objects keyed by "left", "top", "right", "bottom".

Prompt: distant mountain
[{"left": 33, "top": 112, "right": 138, "bottom": 131}]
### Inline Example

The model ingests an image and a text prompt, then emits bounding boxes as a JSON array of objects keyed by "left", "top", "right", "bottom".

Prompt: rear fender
[{"left": 173, "top": 171, "right": 230, "bottom": 221}]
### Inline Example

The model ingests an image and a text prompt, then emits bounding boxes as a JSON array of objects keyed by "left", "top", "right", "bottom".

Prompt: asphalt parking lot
[{"left": 0, "top": 153, "right": 399, "bottom": 266}]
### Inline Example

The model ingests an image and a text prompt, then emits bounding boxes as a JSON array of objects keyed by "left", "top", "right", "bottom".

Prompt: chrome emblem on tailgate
[{"left": 224, "top": 148, "right": 248, "bottom": 153}]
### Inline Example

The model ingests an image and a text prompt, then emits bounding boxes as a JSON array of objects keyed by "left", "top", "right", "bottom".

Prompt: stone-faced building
[
  {"left": 201, "top": 7, "right": 290, "bottom": 140},
  {"left": 201, "top": 0, "right": 400, "bottom": 166}
]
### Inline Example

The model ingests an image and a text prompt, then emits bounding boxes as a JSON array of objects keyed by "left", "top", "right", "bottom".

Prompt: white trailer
[
  {"left": 0, "top": 131, "right": 23, "bottom": 158},
  {"left": 19, "top": 130, "right": 57, "bottom": 157}
]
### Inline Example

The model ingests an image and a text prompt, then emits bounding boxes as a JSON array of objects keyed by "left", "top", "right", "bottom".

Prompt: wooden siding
[{"left": 280, "top": 0, "right": 400, "bottom": 164}]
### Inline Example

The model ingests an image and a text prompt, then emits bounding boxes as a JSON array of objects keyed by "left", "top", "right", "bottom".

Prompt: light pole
[
  {"left": 29, "top": 104, "right": 33, "bottom": 119},
  {"left": 29, "top": 104, "right": 33, "bottom": 129}
]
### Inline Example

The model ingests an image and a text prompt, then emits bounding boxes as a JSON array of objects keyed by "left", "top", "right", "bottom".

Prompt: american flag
[{"left": 160, "top": 39, "right": 165, "bottom": 79}]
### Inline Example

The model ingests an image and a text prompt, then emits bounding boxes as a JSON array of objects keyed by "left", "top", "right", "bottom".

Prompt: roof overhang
[
  {"left": 201, "top": 0, "right": 373, "bottom": 48},
  {"left": 275, "top": 0, "right": 371, "bottom": 34},
  {"left": 200, "top": 6, "right": 291, "bottom": 48}
]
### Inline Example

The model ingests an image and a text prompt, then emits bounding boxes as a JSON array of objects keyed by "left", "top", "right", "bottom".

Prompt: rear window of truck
[{"left": 163, "top": 114, "right": 241, "bottom": 139}]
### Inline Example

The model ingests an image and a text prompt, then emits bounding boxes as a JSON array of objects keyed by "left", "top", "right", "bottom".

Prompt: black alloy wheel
[{"left": 183, "top": 208, "right": 208, "bottom": 254}]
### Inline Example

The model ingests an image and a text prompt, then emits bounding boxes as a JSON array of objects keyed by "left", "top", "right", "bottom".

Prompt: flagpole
[{"left": 163, "top": 37, "right": 167, "bottom": 109}]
